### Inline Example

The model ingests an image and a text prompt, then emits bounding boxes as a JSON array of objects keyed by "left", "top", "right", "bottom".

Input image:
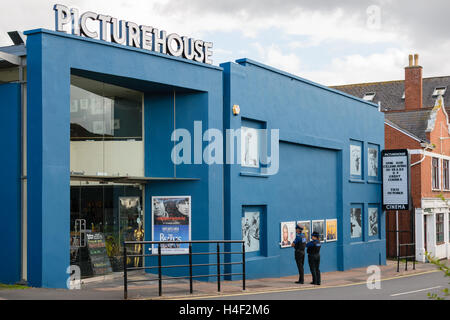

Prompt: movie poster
[
  {"left": 368, "top": 148, "right": 378, "bottom": 177},
  {"left": 350, "top": 208, "right": 362, "bottom": 238},
  {"left": 280, "top": 221, "right": 296, "bottom": 248},
  {"left": 312, "top": 220, "right": 325, "bottom": 242},
  {"left": 152, "top": 196, "right": 191, "bottom": 254},
  {"left": 297, "top": 221, "right": 311, "bottom": 242},
  {"left": 368, "top": 207, "right": 379, "bottom": 236},
  {"left": 241, "top": 126, "right": 259, "bottom": 168},
  {"left": 326, "top": 219, "right": 338, "bottom": 242},
  {"left": 350, "top": 144, "right": 362, "bottom": 176},
  {"left": 242, "top": 211, "right": 260, "bottom": 253}
]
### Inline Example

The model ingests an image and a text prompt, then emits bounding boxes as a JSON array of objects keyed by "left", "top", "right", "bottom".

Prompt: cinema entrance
[{"left": 69, "top": 74, "right": 145, "bottom": 278}]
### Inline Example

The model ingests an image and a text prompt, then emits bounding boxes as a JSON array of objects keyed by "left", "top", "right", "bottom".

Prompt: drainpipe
[
  {"left": 411, "top": 143, "right": 434, "bottom": 167},
  {"left": 19, "top": 56, "right": 27, "bottom": 285}
]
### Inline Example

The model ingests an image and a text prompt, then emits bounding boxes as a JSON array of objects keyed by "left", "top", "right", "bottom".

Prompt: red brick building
[{"left": 332, "top": 54, "right": 450, "bottom": 261}]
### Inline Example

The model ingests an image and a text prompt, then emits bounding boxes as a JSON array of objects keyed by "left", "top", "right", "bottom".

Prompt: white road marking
[{"left": 390, "top": 286, "right": 442, "bottom": 297}]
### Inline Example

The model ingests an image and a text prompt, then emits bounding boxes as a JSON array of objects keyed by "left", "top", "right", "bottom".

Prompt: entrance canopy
[{"left": 70, "top": 174, "right": 199, "bottom": 184}]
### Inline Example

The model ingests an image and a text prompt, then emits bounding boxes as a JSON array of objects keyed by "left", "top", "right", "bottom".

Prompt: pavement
[{"left": 0, "top": 259, "right": 445, "bottom": 300}]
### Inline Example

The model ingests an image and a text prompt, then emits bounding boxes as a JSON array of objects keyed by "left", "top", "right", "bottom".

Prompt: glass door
[{"left": 70, "top": 182, "right": 144, "bottom": 279}]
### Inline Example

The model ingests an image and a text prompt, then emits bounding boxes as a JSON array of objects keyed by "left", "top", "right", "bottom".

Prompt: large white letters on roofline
[{"left": 53, "top": 4, "right": 213, "bottom": 64}]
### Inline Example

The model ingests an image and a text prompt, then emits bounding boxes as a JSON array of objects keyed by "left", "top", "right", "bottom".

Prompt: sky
[{"left": 1, "top": 0, "right": 449, "bottom": 85}]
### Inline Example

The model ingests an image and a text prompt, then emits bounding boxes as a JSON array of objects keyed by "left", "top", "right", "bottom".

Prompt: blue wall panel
[
  {"left": 222, "top": 59, "right": 385, "bottom": 280},
  {"left": 0, "top": 83, "right": 21, "bottom": 284}
]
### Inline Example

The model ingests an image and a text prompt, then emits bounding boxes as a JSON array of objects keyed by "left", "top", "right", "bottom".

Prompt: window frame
[
  {"left": 432, "top": 157, "right": 441, "bottom": 191},
  {"left": 432, "top": 87, "right": 447, "bottom": 97},
  {"left": 443, "top": 159, "right": 450, "bottom": 190},
  {"left": 362, "top": 92, "right": 376, "bottom": 101},
  {"left": 436, "top": 213, "right": 445, "bottom": 245}
]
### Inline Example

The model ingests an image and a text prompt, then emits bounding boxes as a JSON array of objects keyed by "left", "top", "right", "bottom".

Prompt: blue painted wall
[
  {"left": 0, "top": 83, "right": 21, "bottom": 284},
  {"left": 221, "top": 59, "right": 385, "bottom": 279}
]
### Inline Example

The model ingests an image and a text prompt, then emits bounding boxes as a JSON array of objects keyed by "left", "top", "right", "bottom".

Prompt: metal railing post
[
  {"left": 189, "top": 243, "right": 193, "bottom": 294},
  {"left": 405, "top": 245, "right": 408, "bottom": 271},
  {"left": 123, "top": 245, "right": 128, "bottom": 300},
  {"left": 158, "top": 244, "right": 162, "bottom": 296},
  {"left": 217, "top": 242, "right": 221, "bottom": 292},
  {"left": 242, "top": 242, "right": 246, "bottom": 291}
]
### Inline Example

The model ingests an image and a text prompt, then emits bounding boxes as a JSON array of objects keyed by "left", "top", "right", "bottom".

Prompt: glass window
[
  {"left": 242, "top": 211, "right": 260, "bottom": 253},
  {"left": 70, "top": 75, "right": 142, "bottom": 141},
  {"left": 444, "top": 160, "right": 449, "bottom": 190},
  {"left": 432, "top": 87, "right": 446, "bottom": 97},
  {"left": 350, "top": 143, "right": 362, "bottom": 178},
  {"left": 436, "top": 213, "right": 444, "bottom": 244},
  {"left": 432, "top": 158, "right": 440, "bottom": 189},
  {"left": 70, "top": 182, "right": 144, "bottom": 279},
  {"left": 368, "top": 146, "right": 379, "bottom": 178},
  {"left": 362, "top": 92, "right": 376, "bottom": 101},
  {"left": 368, "top": 207, "right": 379, "bottom": 237},
  {"left": 70, "top": 75, "right": 144, "bottom": 177},
  {"left": 350, "top": 207, "right": 363, "bottom": 239},
  {"left": 242, "top": 205, "right": 265, "bottom": 257},
  {"left": 241, "top": 126, "right": 259, "bottom": 168},
  {"left": 0, "top": 66, "right": 19, "bottom": 83}
]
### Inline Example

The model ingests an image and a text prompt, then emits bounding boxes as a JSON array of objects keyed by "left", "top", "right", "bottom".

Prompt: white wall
[{"left": 420, "top": 199, "right": 450, "bottom": 261}]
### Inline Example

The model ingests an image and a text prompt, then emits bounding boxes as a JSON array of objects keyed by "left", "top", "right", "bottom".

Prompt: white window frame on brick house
[
  {"left": 444, "top": 159, "right": 450, "bottom": 190},
  {"left": 432, "top": 157, "right": 441, "bottom": 191},
  {"left": 436, "top": 213, "right": 445, "bottom": 245}
]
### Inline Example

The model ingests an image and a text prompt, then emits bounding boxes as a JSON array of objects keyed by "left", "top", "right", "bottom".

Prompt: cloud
[
  {"left": 1, "top": 0, "right": 450, "bottom": 86},
  {"left": 303, "top": 48, "right": 407, "bottom": 85},
  {"left": 252, "top": 43, "right": 302, "bottom": 76}
]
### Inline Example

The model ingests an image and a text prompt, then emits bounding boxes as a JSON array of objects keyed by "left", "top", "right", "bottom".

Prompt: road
[{"left": 201, "top": 271, "right": 448, "bottom": 300}]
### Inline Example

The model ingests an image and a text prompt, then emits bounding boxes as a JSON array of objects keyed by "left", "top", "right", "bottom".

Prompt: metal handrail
[{"left": 123, "top": 240, "right": 246, "bottom": 299}]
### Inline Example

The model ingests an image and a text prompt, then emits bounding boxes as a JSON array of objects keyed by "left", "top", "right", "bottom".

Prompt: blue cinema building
[{"left": 0, "top": 26, "right": 385, "bottom": 288}]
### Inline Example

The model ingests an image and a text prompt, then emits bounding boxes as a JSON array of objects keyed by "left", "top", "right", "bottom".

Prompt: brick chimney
[{"left": 404, "top": 53, "right": 423, "bottom": 110}]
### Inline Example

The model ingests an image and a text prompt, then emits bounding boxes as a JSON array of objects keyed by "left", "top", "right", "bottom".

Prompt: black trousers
[
  {"left": 308, "top": 254, "right": 321, "bottom": 284},
  {"left": 295, "top": 250, "right": 305, "bottom": 282}
]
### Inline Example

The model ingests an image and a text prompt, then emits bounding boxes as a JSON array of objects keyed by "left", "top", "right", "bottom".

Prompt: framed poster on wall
[
  {"left": 312, "top": 220, "right": 325, "bottom": 242},
  {"left": 242, "top": 211, "right": 260, "bottom": 253},
  {"left": 241, "top": 126, "right": 259, "bottom": 168},
  {"left": 280, "top": 221, "right": 296, "bottom": 248},
  {"left": 350, "top": 144, "right": 362, "bottom": 177},
  {"left": 152, "top": 196, "right": 191, "bottom": 254},
  {"left": 326, "top": 219, "right": 337, "bottom": 242},
  {"left": 350, "top": 207, "right": 362, "bottom": 239},
  {"left": 368, "top": 146, "right": 379, "bottom": 178},
  {"left": 297, "top": 221, "right": 311, "bottom": 242},
  {"left": 368, "top": 207, "right": 379, "bottom": 237}
]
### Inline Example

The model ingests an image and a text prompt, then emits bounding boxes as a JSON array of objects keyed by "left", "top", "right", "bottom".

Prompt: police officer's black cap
[
  {"left": 296, "top": 225, "right": 303, "bottom": 231},
  {"left": 312, "top": 231, "right": 320, "bottom": 237}
]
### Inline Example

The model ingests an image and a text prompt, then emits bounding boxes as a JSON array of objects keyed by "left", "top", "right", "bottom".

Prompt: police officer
[
  {"left": 306, "top": 231, "right": 321, "bottom": 285},
  {"left": 291, "top": 225, "right": 306, "bottom": 284}
]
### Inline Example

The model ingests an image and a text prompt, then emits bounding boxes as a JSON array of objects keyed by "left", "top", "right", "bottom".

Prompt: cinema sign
[
  {"left": 382, "top": 149, "right": 411, "bottom": 211},
  {"left": 53, "top": 4, "right": 213, "bottom": 64}
]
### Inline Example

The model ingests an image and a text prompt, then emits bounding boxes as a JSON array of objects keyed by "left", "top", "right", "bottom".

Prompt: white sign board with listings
[{"left": 382, "top": 149, "right": 410, "bottom": 210}]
